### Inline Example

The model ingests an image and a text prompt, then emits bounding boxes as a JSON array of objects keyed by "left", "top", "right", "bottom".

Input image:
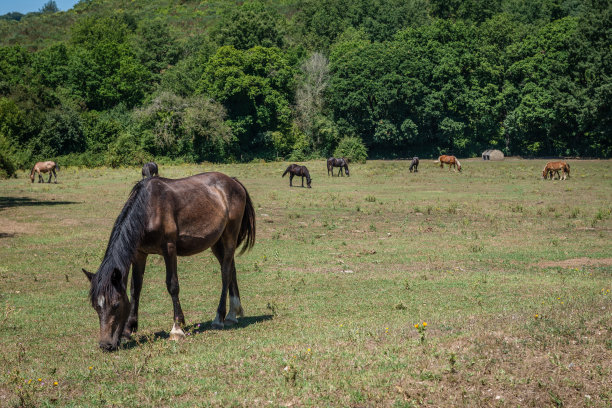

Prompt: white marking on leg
[
  {"left": 225, "top": 296, "right": 243, "bottom": 325},
  {"left": 169, "top": 322, "right": 185, "bottom": 341}
]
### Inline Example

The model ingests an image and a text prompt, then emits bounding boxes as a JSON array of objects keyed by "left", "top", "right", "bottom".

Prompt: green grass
[{"left": 0, "top": 159, "right": 611, "bottom": 407}]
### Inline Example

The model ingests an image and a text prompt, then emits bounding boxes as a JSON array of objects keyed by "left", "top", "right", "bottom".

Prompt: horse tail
[
  {"left": 55, "top": 163, "right": 60, "bottom": 172},
  {"left": 282, "top": 166, "right": 290, "bottom": 177},
  {"left": 233, "top": 178, "right": 256, "bottom": 255}
]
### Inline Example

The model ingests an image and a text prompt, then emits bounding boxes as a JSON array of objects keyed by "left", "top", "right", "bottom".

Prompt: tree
[
  {"left": 295, "top": 52, "right": 331, "bottom": 153},
  {"left": 199, "top": 45, "right": 295, "bottom": 159},
  {"left": 40, "top": 1, "right": 59, "bottom": 14}
]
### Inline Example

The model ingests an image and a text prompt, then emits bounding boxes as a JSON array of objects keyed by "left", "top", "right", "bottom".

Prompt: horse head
[{"left": 83, "top": 267, "right": 130, "bottom": 351}]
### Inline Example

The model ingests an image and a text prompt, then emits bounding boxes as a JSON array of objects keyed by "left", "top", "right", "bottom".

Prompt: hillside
[{"left": 0, "top": 0, "right": 610, "bottom": 175}]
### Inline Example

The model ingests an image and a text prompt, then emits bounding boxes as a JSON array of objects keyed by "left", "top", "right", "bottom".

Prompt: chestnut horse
[
  {"left": 327, "top": 157, "right": 349, "bottom": 176},
  {"left": 409, "top": 157, "right": 419, "bottom": 173},
  {"left": 542, "top": 161, "right": 570, "bottom": 180},
  {"left": 30, "top": 161, "right": 59, "bottom": 183},
  {"left": 282, "top": 164, "right": 312, "bottom": 188},
  {"left": 82, "top": 172, "right": 255, "bottom": 351},
  {"left": 141, "top": 162, "right": 158, "bottom": 179},
  {"left": 436, "top": 155, "right": 462, "bottom": 172}
]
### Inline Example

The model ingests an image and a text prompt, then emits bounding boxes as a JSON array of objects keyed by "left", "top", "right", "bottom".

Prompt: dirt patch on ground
[
  {"left": 534, "top": 257, "right": 612, "bottom": 268},
  {"left": 0, "top": 217, "right": 39, "bottom": 236}
]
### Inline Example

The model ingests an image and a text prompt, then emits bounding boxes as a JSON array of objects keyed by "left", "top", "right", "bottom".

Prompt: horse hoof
[
  {"left": 211, "top": 321, "right": 224, "bottom": 330},
  {"left": 225, "top": 316, "right": 238, "bottom": 326},
  {"left": 169, "top": 324, "right": 186, "bottom": 341}
]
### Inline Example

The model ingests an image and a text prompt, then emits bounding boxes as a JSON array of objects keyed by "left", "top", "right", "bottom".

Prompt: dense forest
[{"left": 0, "top": 0, "right": 610, "bottom": 176}]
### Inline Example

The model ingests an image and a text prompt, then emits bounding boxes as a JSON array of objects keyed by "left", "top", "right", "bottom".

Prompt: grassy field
[{"left": 0, "top": 159, "right": 610, "bottom": 407}]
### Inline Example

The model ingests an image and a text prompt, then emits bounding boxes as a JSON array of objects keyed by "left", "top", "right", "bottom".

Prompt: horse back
[{"left": 142, "top": 173, "right": 246, "bottom": 255}]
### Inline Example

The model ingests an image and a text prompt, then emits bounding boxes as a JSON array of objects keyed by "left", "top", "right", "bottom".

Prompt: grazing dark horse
[
  {"left": 542, "top": 161, "right": 570, "bottom": 180},
  {"left": 30, "top": 161, "right": 59, "bottom": 183},
  {"left": 141, "top": 162, "right": 158, "bottom": 179},
  {"left": 282, "top": 164, "right": 312, "bottom": 188},
  {"left": 327, "top": 157, "right": 349, "bottom": 177},
  {"left": 409, "top": 157, "right": 419, "bottom": 173},
  {"left": 435, "top": 155, "right": 462, "bottom": 172},
  {"left": 82, "top": 172, "right": 255, "bottom": 351}
]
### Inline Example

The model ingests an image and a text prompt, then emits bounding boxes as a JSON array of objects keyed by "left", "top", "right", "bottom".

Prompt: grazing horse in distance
[
  {"left": 282, "top": 164, "right": 312, "bottom": 188},
  {"left": 141, "top": 162, "right": 159, "bottom": 179},
  {"left": 82, "top": 173, "right": 255, "bottom": 351},
  {"left": 542, "top": 161, "right": 570, "bottom": 180},
  {"left": 327, "top": 157, "right": 350, "bottom": 177},
  {"left": 409, "top": 157, "right": 419, "bottom": 173},
  {"left": 435, "top": 155, "right": 462, "bottom": 172},
  {"left": 30, "top": 161, "right": 59, "bottom": 183}
]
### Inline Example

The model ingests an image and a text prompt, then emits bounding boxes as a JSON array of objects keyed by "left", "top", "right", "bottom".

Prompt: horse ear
[{"left": 82, "top": 268, "right": 94, "bottom": 282}]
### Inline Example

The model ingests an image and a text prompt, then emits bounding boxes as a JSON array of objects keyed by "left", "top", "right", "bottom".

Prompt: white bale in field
[{"left": 482, "top": 149, "right": 504, "bottom": 160}]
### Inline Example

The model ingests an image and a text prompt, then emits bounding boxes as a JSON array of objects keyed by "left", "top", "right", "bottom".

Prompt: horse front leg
[
  {"left": 38, "top": 173, "right": 43, "bottom": 183},
  {"left": 52, "top": 169, "right": 57, "bottom": 183},
  {"left": 301, "top": 176, "right": 305, "bottom": 187},
  {"left": 289, "top": 174, "right": 294, "bottom": 187},
  {"left": 123, "top": 251, "right": 147, "bottom": 338},
  {"left": 163, "top": 241, "right": 185, "bottom": 340}
]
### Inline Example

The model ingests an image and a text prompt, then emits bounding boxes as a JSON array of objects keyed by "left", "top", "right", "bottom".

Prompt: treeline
[{"left": 0, "top": 0, "right": 610, "bottom": 176}]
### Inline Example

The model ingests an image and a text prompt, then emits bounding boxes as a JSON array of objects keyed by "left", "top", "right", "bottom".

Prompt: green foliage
[
  {"left": 0, "top": 0, "right": 609, "bottom": 167},
  {"left": 212, "top": 1, "right": 284, "bottom": 50},
  {"left": 0, "top": 133, "right": 16, "bottom": 178},
  {"left": 334, "top": 136, "right": 367, "bottom": 163},
  {"left": 199, "top": 45, "right": 295, "bottom": 159}
]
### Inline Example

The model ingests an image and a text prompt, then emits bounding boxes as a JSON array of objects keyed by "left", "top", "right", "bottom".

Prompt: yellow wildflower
[{"left": 422, "top": 322, "right": 427, "bottom": 327}]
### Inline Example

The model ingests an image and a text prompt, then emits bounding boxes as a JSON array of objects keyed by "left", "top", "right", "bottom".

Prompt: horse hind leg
[
  {"left": 225, "top": 259, "right": 243, "bottom": 326},
  {"left": 211, "top": 241, "right": 235, "bottom": 329},
  {"left": 163, "top": 241, "right": 186, "bottom": 340}
]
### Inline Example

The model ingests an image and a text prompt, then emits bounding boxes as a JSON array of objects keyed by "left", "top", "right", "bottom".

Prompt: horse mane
[{"left": 90, "top": 179, "right": 151, "bottom": 306}]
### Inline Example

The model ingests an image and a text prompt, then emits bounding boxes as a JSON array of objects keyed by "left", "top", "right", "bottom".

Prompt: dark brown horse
[
  {"left": 409, "top": 157, "right": 419, "bottom": 173},
  {"left": 82, "top": 172, "right": 255, "bottom": 351},
  {"left": 436, "top": 155, "right": 462, "bottom": 172},
  {"left": 30, "top": 161, "right": 59, "bottom": 183},
  {"left": 282, "top": 164, "right": 312, "bottom": 188},
  {"left": 542, "top": 161, "right": 570, "bottom": 180},
  {"left": 141, "top": 162, "right": 158, "bottom": 179},
  {"left": 327, "top": 157, "right": 349, "bottom": 176}
]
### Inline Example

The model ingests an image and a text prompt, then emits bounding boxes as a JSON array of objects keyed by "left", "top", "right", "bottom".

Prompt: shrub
[
  {"left": 334, "top": 136, "right": 367, "bottom": 163},
  {"left": 0, "top": 134, "right": 16, "bottom": 178}
]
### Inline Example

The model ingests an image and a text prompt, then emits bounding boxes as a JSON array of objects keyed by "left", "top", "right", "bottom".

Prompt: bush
[
  {"left": 0, "top": 134, "right": 16, "bottom": 178},
  {"left": 334, "top": 136, "right": 367, "bottom": 163}
]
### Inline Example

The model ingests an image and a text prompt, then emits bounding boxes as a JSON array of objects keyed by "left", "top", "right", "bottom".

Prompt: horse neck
[{"left": 101, "top": 181, "right": 150, "bottom": 279}]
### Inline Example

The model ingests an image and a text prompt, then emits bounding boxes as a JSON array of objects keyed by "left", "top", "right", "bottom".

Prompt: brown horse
[
  {"left": 30, "top": 161, "right": 59, "bottom": 183},
  {"left": 327, "top": 157, "right": 349, "bottom": 176},
  {"left": 542, "top": 161, "right": 570, "bottom": 180},
  {"left": 435, "top": 155, "right": 462, "bottom": 172},
  {"left": 141, "top": 162, "right": 158, "bottom": 179},
  {"left": 82, "top": 172, "right": 255, "bottom": 351},
  {"left": 282, "top": 164, "right": 312, "bottom": 188}
]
